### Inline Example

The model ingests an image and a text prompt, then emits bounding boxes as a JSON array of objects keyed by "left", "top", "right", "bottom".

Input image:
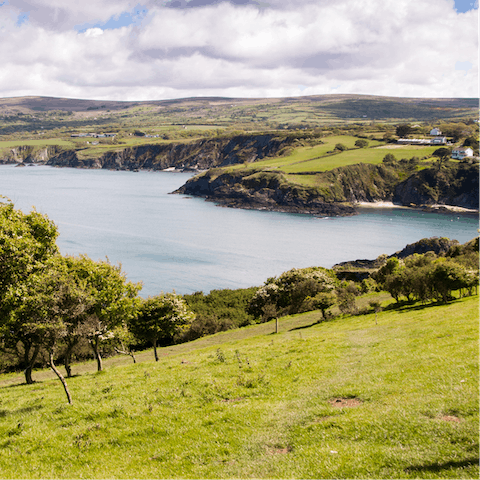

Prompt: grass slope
[
  {"left": 0, "top": 295, "right": 478, "bottom": 478},
  {"left": 227, "top": 135, "right": 437, "bottom": 177}
]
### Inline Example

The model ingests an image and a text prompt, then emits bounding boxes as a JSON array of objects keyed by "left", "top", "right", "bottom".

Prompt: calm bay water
[{"left": 0, "top": 165, "right": 478, "bottom": 296}]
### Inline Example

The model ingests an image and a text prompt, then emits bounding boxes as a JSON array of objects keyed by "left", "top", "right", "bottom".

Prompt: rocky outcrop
[
  {"left": 1, "top": 145, "right": 58, "bottom": 164},
  {"left": 393, "top": 163, "right": 479, "bottom": 209},
  {"left": 391, "top": 237, "right": 460, "bottom": 259},
  {"left": 174, "top": 169, "right": 356, "bottom": 216}
]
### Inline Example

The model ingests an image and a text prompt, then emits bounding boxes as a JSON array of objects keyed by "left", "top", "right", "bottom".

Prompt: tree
[
  {"left": 0, "top": 201, "right": 59, "bottom": 383},
  {"left": 0, "top": 199, "right": 58, "bottom": 295},
  {"left": 462, "top": 136, "right": 478, "bottom": 148},
  {"left": 67, "top": 256, "right": 141, "bottom": 371},
  {"left": 395, "top": 124, "right": 412, "bottom": 137},
  {"left": 368, "top": 301, "right": 382, "bottom": 324},
  {"left": 3, "top": 256, "right": 88, "bottom": 399},
  {"left": 309, "top": 292, "right": 337, "bottom": 320},
  {"left": 334, "top": 143, "right": 348, "bottom": 152},
  {"left": 432, "top": 147, "right": 451, "bottom": 161},
  {"left": 355, "top": 139, "right": 369, "bottom": 148},
  {"left": 382, "top": 153, "right": 397, "bottom": 165},
  {"left": 429, "top": 259, "right": 469, "bottom": 303},
  {"left": 248, "top": 267, "right": 338, "bottom": 321},
  {"left": 336, "top": 281, "right": 360, "bottom": 314},
  {"left": 129, "top": 293, "right": 195, "bottom": 361}
]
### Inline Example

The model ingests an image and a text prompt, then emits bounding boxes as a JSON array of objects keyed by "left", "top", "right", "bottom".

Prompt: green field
[
  {"left": 0, "top": 138, "right": 75, "bottom": 149},
  {"left": 226, "top": 135, "right": 438, "bottom": 180},
  {"left": 0, "top": 295, "right": 477, "bottom": 478}
]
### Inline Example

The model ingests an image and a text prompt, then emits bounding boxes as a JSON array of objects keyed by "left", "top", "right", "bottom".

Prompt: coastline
[
  {"left": 355, "top": 201, "right": 407, "bottom": 209},
  {"left": 356, "top": 201, "right": 479, "bottom": 214}
]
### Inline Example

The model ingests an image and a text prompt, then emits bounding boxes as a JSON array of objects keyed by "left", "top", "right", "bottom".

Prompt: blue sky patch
[
  {"left": 75, "top": 4, "right": 148, "bottom": 33},
  {"left": 16, "top": 11, "right": 29, "bottom": 26},
  {"left": 455, "top": 60, "right": 473, "bottom": 72},
  {"left": 454, "top": 0, "right": 478, "bottom": 12}
]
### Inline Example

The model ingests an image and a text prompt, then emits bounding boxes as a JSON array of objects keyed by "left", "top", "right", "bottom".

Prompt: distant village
[{"left": 70, "top": 131, "right": 160, "bottom": 145}]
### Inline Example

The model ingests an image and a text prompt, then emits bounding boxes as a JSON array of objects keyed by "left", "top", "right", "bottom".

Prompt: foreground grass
[{"left": 0, "top": 296, "right": 478, "bottom": 478}]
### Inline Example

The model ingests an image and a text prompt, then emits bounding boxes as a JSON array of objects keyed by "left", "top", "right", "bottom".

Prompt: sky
[{"left": 0, "top": 0, "right": 478, "bottom": 101}]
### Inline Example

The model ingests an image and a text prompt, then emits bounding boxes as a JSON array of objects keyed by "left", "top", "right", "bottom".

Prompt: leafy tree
[
  {"left": 395, "top": 124, "right": 412, "bottom": 137},
  {"left": 336, "top": 281, "right": 360, "bottom": 314},
  {"left": 67, "top": 256, "right": 141, "bottom": 371},
  {"left": 429, "top": 259, "right": 469, "bottom": 303},
  {"left": 355, "top": 139, "right": 369, "bottom": 148},
  {"left": 335, "top": 143, "right": 348, "bottom": 152},
  {"left": 382, "top": 153, "right": 397, "bottom": 165},
  {"left": 129, "top": 293, "right": 195, "bottom": 361},
  {"left": 462, "top": 136, "right": 478, "bottom": 148},
  {"left": 0, "top": 199, "right": 58, "bottom": 295},
  {"left": 432, "top": 147, "right": 451, "bottom": 160},
  {"left": 248, "top": 267, "right": 338, "bottom": 320},
  {"left": 0, "top": 201, "right": 59, "bottom": 383},
  {"left": 4, "top": 257, "right": 89, "bottom": 399},
  {"left": 308, "top": 291, "right": 336, "bottom": 320}
]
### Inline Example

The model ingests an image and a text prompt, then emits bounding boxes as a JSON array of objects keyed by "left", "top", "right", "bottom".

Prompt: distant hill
[{"left": 0, "top": 94, "right": 477, "bottom": 120}]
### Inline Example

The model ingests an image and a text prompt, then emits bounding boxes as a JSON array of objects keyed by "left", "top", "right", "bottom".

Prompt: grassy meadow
[{"left": 0, "top": 295, "right": 477, "bottom": 478}]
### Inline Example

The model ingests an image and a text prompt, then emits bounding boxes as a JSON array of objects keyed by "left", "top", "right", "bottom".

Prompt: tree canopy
[{"left": 129, "top": 293, "right": 195, "bottom": 361}]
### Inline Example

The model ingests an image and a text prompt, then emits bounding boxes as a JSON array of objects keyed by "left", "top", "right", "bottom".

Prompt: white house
[
  {"left": 431, "top": 136, "right": 447, "bottom": 145},
  {"left": 451, "top": 147, "right": 474, "bottom": 159},
  {"left": 430, "top": 128, "right": 442, "bottom": 136}
]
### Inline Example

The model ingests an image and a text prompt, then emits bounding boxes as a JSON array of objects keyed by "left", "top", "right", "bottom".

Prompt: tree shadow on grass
[
  {"left": 288, "top": 320, "right": 323, "bottom": 332},
  {"left": 404, "top": 456, "right": 479, "bottom": 475},
  {"left": 383, "top": 298, "right": 456, "bottom": 314}
]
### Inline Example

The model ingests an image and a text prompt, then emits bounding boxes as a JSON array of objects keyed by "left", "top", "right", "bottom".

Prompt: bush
[
  {"left": 355, "top": 139, "right": 369, "bottom": 148},
  {"left": 182, "top": 288, "right": 257, "bottom": 339}
]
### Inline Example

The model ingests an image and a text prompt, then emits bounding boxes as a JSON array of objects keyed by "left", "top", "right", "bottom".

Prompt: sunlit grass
[
  {"left": 0, "top": 295, "right": 477, "bottom": 478},
  {"left": 0, "top": 138, "right": 75, "bottom": 148}
]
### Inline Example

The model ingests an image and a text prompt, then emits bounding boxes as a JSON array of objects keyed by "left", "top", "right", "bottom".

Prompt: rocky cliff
[
  {"left": 2, "top": 145, "right": 59, "bottom": 164},
  {"left": 42, "top": 134, "right": 294, "bottom": 171},
  {"left": 174, "top": 168, "right": 357, "bottom": 216},
  {"left": 174, "top": 162, "right": 479, "bottom": 216},
  {"left": 393, "top": 164, "right": 479, "bottom": 209}
]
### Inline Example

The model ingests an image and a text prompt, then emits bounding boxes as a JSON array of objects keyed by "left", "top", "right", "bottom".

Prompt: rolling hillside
[{"left": 0, "top": 295, "right": 477, "bottom": 478}]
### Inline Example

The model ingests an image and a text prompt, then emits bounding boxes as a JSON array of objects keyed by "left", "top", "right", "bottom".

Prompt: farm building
[{"left": 451, "top": 147, "right": 474, "bottom": 159}]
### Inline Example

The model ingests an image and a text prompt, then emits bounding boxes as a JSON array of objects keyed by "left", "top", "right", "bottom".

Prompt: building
[
  {"left": 430, "top": 128, "right": 442, "bottom": 136},
  {"left": 451, "top": 147, "right": 474, "bottom": 159}
]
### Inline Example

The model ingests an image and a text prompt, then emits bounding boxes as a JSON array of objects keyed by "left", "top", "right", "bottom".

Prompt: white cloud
[
  {"left": 0, "top": 0, "right": 477, "bottom": 100},
  {"left": 84, "top": 27, "right": 104, "bottom": 37}
]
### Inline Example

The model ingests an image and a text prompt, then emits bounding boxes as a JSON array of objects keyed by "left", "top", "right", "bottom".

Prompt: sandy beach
[{"left": 356, "top": 201, "right": 479, "bottom": 214}]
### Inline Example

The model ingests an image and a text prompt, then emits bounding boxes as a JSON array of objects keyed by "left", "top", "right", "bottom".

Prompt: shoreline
[
  {"left": 355, "top": 201, "right": 479, "bottom": 214},
  {"left": 355, "top": 201, "right": 407, "bottom": 209}
]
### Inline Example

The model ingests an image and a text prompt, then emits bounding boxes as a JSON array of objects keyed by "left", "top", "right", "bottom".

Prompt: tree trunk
[
  {"left": 24, "top": 344, "right": 40, "bottom": 385},
  {"left": 90, "top": 337, "right": 103, "bottom": 371},
  {"left": 153, "top": 338, "right": 158, "bottom": 362},
  {"left": 48, "top": 351, "right": 72, "bottom": 404},
  {"left": 114, "top": 347, "right": 136, "bottom": 363},
  {"left": 64, "top": 342, "right": 75, "bottom": 378}
]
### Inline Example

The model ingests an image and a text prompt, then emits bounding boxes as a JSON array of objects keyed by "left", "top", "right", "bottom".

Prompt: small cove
[{"left": 1, "top": 165, "right": 478, "bottom": 296}]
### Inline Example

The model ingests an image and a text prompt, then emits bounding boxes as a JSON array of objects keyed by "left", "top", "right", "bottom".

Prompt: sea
[{"left": 0, "top": 165, "right": 478, "bottom": 297}]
